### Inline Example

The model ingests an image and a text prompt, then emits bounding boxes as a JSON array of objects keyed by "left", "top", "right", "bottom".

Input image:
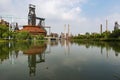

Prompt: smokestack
[
  {"left": 64, "top": 24, "right": 66, "bottom": 38},
  {"left": 106, "top": 20, "right": 108, "bottom": 32},
  {"left": 100, "top": 24, "right": 102, "bottom": 34},
  {"left": 68, "top": 24, "right": 70, "bottom": 37}
]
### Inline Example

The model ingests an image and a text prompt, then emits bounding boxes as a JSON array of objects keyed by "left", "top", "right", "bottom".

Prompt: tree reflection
[
  {"left": 0, "top": 42, "right": 12, "bottom": 63},
  {"left": 72, "top": 41, "right": 120, "bottom": 57},
  {"left": 0, "top": 41, "right": 47, "bottom": 77}
]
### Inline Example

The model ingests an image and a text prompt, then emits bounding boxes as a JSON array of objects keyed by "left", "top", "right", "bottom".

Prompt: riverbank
[
  {"left": 0, "top": 39, "right": 10, "bottom": 42},
  {"left": 72, "top": 38, "right": 120, "bottom": 42},
  {"left": 0, "top": 39, "right": 46, "bottom": 43}
]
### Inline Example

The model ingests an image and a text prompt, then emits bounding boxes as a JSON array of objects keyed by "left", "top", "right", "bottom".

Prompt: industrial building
[{"left": 20, "top": 4, "right": 47, "bottom": 36}]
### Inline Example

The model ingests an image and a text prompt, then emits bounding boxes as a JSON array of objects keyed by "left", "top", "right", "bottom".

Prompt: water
[{"left": 0, "top": 41, "right": 120, "bottom": 80}]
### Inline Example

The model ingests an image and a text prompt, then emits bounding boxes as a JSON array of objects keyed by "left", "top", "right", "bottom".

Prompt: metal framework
[
  {"left": 28, "top": 4, "right": 36, "bottom": 26},
  {"left": 114, "top": 21, "right": 120, "bottom": 31},
  {"left": 36, "top": 17, "right": 45, "bottom": 26},
  {"left": 28, "top": 4, "right": 45, "bottom": 26}
]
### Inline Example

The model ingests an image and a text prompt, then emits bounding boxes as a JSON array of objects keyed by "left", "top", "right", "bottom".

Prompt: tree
[
  {"left": 0, "top": 25, "right": 9, "bottom": 39},
  {"left": 16, "top": 31, "right": 30, "bottom": 40},
  {"left": 109, "top": 29, "right": 120, "bottom": 38},
  {"left": 102, "top": 31, "right": 111, "bottom": 38}
]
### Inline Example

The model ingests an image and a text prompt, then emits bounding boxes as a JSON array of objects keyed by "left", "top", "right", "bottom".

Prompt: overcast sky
[{"left": 0, "top": 0, "right": 120, "bottom": 35}]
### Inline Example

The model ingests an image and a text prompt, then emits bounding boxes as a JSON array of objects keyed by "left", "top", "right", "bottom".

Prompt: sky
[{"left": 0, "top": 0, "right": 120, "bottom": 35}]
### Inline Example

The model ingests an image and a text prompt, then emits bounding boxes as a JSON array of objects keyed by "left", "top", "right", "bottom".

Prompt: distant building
[
  {"left": 0, "top": 19, "right": 9, "bottom": 27},
  {"left": 50, "top": 33, "right": 59, "bottom": 38},
  {"left": 0, "top": 19, "right": 19, "bottom": 31},
  {"left": 14, "top": 23, "right": 19, "bottom": 31},
  {"left": 60, "top": 32, "right": 65, "bottom": 39},
  {"left": 60, "top": 32, "right": 72, "bottom": 39},
  {"left": 20, "top": 4, "right": 47, "bottom": 36},
  {"left": 114, "top": 21, "right": 119, "bottom": 31},
  {"left": 11, "top": 22, "right": 19, "bottom": 31}
]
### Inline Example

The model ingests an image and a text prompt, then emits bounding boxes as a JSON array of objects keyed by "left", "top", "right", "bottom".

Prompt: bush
[{"left": 15, "top": 31, "right": 30, "bottom": 40}]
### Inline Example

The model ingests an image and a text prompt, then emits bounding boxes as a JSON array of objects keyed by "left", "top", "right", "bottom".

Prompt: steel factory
[{"left": 0, "top": 4, "right": 73, "bottom": 40}]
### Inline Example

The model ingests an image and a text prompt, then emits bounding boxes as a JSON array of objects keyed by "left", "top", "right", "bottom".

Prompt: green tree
[
  {"left": 102, "top": 31, "right": 111, "bottom": 38},
  {"left": 2, "top": 32, "right": 9, "bottom": 39},
  {"left": 16, "top": 31, "right": 30, "bottom": 40},
  {"left": 85, "top": 32, "right": 90, "bottom": 39},
  {"left": 0, "top": 25, "right": 9, "bottom": 39},
  {"left": 109, "top": 29, "right": 120, "bottom": 38}
]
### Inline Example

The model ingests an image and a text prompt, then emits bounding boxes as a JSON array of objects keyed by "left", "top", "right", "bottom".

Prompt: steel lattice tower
[{"left": 28, "top": 4, "right": 36, "bottom": 26}]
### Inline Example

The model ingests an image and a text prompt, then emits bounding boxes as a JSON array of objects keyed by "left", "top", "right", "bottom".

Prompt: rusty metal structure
[
  {"left": 20, "top": 4, "right": 47, "bottom": 36},
  {"left": 20, "top": 4, "right": 51, "bottom": 36},
  {"left": 28, "top": 4, "right": 45, "bottom": 26}
]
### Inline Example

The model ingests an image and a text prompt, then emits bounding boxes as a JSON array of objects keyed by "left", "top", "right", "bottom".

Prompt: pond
[{"left": 0, "top": 40, "right": 120, "bottom": 80}]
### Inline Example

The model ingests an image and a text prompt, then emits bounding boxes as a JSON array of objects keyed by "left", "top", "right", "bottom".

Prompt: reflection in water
[
  {"left": 101, "top": 46, "right": 103, "bottom": 55},
  {"left": 72, "top": 41, "right": 120, "bottom": 57},
  {"left": 50, "top": 40, "right": 58, "bottom": 47},
  {"left": 24, "top": 43, "right": 47, "bottom": 76},
  {"left": 1, "top": 41, "right": 120, "bottom": 80},
  {"left": 0, "top": 42, "right": 12, "bottom": 64},
  {"left": 47, "top": 40, "right": 71, "bottom": 55},
  {"left": 60, "top": 40, "right": 71, "bottom": 56},
  {"left": 114, "top": 73, "right": 120, "bottom": 80},
  {"left": 27, "top": 42, "right": 47, "bottom": 77},
  {"left": 28, "top": 53, "right": 45, "bottom": 76},
  {"left": 65, "top": 40, "right": 70, "bottom": 56},
  {"left": 1, "top": 41, "right": 120, "bottom": 65},
  {"left": 0, "top": 41, "right": 47, "bottom": 77}
]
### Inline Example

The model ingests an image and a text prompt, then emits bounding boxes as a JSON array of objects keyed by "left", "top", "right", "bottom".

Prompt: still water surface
[{"left": 0, "top": 41, "right": 120, "bottom": 80}]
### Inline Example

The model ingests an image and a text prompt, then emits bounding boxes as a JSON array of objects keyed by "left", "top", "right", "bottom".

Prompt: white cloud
[
  {"left": 27, "top": 0, "right": 87, "bottom": 34},
  {"left": 0, "top": 0, "right": 88, "bottom": 34},
  {"left": 0, "top": 0, "right": 11, "bottom": 5},
  {"left": 1, "top": 0, "right": 119, "bottom": 35}
]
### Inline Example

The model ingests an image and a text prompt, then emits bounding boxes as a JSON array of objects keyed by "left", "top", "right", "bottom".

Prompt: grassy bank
[
  {"left": 72, "top": 38, "right": 120, "bottom": 42},
  {"left": 0, "top": 39, "right": 46, "bottom": 43}
]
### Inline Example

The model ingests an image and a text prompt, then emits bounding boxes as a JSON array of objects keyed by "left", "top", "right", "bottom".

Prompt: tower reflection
[
  {"left": 23, "top": 43, "right": 47, "bottom": 76},
  {"left": 60, "top": 40, "right": 71, "bottom": 56}
]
